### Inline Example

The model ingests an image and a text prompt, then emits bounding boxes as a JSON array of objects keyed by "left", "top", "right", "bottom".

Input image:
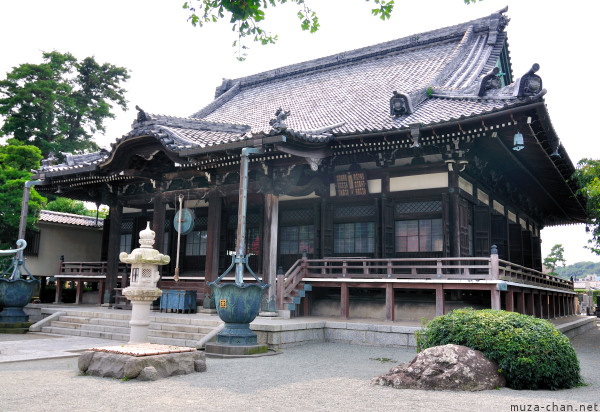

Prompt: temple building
[{"left": 31, "top": 8, "right": 586, "bottom": 321}]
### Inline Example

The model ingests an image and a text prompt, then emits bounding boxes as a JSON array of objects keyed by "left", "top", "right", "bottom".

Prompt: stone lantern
[{"left": 120, "top": 222, "right": 170, "bottom": 344}]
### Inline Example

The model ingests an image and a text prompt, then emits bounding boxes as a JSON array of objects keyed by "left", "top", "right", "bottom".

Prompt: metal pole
[
  {"left": 235, "top": 147, "right": 260, "bottom": 285},
  {"left": 17, "top": 180, "right": 42, "bottom": 259}
]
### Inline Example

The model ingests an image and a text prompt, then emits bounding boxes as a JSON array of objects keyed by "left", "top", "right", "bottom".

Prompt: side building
[{"left": 31, "top": 8, "right": 585, "bottom": 320}]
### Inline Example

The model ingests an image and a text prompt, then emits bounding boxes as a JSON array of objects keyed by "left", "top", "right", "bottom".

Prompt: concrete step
[
  {"left": 39, "top": 309, "right": 222, "bottom": 347},
  {"left": 150, "top": 322, "right": 215, "bottom": 334},
  {"left": 148, "top": 329, "right": 207, "bottom": 340}
]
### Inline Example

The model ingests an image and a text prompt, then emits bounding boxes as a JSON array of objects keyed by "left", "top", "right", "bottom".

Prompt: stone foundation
[{"left": 78, "top": 344, "right": 206, "bottom": 380}]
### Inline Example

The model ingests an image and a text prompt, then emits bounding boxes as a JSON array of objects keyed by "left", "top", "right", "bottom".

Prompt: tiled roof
[
  {"left": 189, "top": 8, "right": 520, "bottom": 142},
  {"left": 37, "top": 7, "right": 534, "bottom": 173},
  {"left": 39, "top": 210, "right": 104, "bottom": 228}
]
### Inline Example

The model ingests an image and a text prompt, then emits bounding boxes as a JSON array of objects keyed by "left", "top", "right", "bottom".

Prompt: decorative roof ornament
[
  {"left": 390, "top": 91, "right": 413, "bottom": 117},
  {"left": 269, "top": 108, "right": 291, "bottom": 131},
  {"left": 135, "top": 105, "right": 152, "bottom": 123},
  {"left": 41, "top": 152, "right": 57, "bottom": 170},
  {"left": 478, "top": 67, "right": 502, "bottom": 97},
  {"left": 515, "top": 64, "right": 543, "bottom": 98}
]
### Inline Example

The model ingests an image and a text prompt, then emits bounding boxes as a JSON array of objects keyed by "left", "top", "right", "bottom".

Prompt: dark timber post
[
  {"left": 435, "top": 285, "right": 445, "bottom": 317},
  {"left": 505, "top": 288, "right": 514, "bottom": 312},
  {"left": 340, "top": 283, "right": 349, "bottom": 318},
  {"left": 152, "top": 195, "right": 165, "bottom": 254},
  {"left": 204, "top": 191, "right": 222, "bottom": 308},
  {"left": 105, "top": 200, "right": 123, "bottom": 304},
  {"left": 448, "top": 170, "right": 461, "bottom": 257},
  {"left": 385, "top": 283, "right": 394, "bottom": 321},
  {"left": 527, "top": 291, "right": 535, "bottom": 316}
]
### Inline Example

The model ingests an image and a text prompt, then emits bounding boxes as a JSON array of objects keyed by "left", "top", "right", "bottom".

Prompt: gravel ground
[{"left": 0, "top": 326, "right": 599, "bottom": 412}]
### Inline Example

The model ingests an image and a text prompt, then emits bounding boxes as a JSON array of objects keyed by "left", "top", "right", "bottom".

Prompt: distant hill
[{"left": 554, "top": 261, "right": 600, "bottom": 280}]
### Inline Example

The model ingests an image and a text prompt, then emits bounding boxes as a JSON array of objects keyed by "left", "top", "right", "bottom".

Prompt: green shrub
[{"left": 415, "top": 309, "right": 581, "bottom": 390}]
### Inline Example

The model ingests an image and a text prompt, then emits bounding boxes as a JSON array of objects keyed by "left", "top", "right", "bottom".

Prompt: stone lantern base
[{"left": 122, "top": 287, "right": 162, "bottom": 344}]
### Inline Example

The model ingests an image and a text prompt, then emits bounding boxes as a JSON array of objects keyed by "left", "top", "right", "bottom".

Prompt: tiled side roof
[
  {"left": 35, "top": 8, "right": 526, "bottom": 174},
  {"left": 187, "top": 8, "right": 523, "bottom": 141},
  {"left": 39, "top": 210, "right": 104, "bottom": 228}
]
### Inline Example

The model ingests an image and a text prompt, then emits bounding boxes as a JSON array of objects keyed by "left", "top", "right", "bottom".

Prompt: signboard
[{"left": 335, "top": 171, "right": 368, "bottom": 196}]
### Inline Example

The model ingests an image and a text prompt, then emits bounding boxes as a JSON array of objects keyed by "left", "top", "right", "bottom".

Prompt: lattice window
[
  {"left": 334, "top": 222, "right": 375, "bottom": 253},
  {"left": 395, "top": 219, "right": 443, "bottom": 252},
  {"left": 121, "top": 220, "right": 134, "bottom": 231},
  {"left": 247, "top": 213, "right": 260, "bottom": 225},
  {"left": 186, "top": 230, "right": 208, "bottom": 256},
  {"left": 194, "top": 215, "right": 208, "bottom": 228},
  {"left": 142, "top": 268, "right": 152, "bottom": 278},
  {"left": 23, "top": 230, "right": 40, "bottom": 257},
  {"left": 120, "top": 233, "right": 132, "bottom": 253},
  {"left": 396, "top": 201, "right": 442, "bottom": 215},
  {"left": 280, "top": 225, "right": 314, "bottom": 254},
  {"left": 334, "top": 205, "right": 376, "bottom": 219},
  {"left": 280, "top": 209, "right": 313, "bottom": 224},
  {"left": 228, "top": 213, "right": 260, "bottom": 228}
]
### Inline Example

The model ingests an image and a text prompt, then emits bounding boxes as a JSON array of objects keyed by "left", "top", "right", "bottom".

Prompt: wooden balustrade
[{"left": 277, "top": 256, "right": 574, "bottom": 311}]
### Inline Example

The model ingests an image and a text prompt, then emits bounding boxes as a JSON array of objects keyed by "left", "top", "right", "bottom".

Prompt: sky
[{"left": 1, "top": 0, "right": 599, "bottom": 264}]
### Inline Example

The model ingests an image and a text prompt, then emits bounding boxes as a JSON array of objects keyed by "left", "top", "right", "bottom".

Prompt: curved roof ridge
[{"left": 191, "top": 8, "right": 510, "bottom": 118}]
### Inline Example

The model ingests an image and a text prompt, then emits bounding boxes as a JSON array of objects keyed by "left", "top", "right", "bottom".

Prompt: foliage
[
  {"left": 0, "top": 139, "right": 45, "bottom": 248},
  {"left": 183, "top": 0, "right": 394, "bottom": 59},
  {"left": 0, "top": 51, "right": 129, "bottom": 158},
  {"left": 415, "top": 309, "right": 582, "bottom": 390},
  {"left": 573, "top": 158, "right": 600, "bottom": 256},
  {"left": 182, "top": 0, "right": 484, "bottom": 59},
  {"left": 555, "top": 261, "right": 600, "bottom": 279},
  {"left": 543, "top": 244, "right": 566, "bottom": 275},
  {"left": 45, "top": 197, "right": 108, "bottom": 219}
]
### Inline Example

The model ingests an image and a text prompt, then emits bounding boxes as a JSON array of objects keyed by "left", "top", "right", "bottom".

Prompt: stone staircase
[{"left": 39, "top": 309, "right": 223, "bottom": 347}]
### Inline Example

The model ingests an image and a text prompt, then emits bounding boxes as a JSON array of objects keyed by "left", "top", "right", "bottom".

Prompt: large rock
[
  {"left": 79, "top": 350, "right": 206, "bottom": 380},
  {"left": 372, "top": 344, "right": 505, "bottom": 391}
]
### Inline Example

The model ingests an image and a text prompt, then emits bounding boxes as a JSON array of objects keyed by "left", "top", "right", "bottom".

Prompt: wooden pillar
[
  {"left": 204, "top": 192, "right": 222, "bottom": 306},
  {"left": 516, "top": 289, "right": 525, "bottom": 314},
  {"left": 491, "top": 287, "right": 501, "bottom": 310},
  {"left": 75, "top": 280, "right": 84, "bottom": 304},
  {"left": 569, "top": 295, "right": 574, "bottom": 316},
  {"left": 448, "top": 170, "right": 461, "bottom": 257},
  {"left": 152, "top": 195, "right": 166, "bottom": 253},
  {"left": 385, "top": 283, "right": 395, "bottom": 321},
  {"left": 340, "top": 283, "right": 349, "bottom": 319},
  {"left": 435, "top": 285, "right": 445, "bottom": 317},
  {"left": 527, "top": 291, "right": 535, "bottom": 316},
  {"left": 537, "top": 292, "right": 543, "bottom": 319},
  {"left": 505, "top": 288, "right": 514, "bottom": 312},
  {"left": 105, "top": 201, "right": 123, "bottom": 302},
  {"left": 262, "top": 193, "right": 279, "bottom": 311},
  {"left": 54, "top": 280, "right": 63, "bottom": 303},
  {"left": 98, "top": 280, "right": 105, "bottom": 305}
]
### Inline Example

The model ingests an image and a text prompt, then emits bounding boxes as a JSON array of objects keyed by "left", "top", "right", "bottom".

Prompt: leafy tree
[
  {"left": 182, "top": 0, "right": 482, "bottom": 59},
  {"left": 46, "top": 197, "right": 108, "bottom": 219},
  {"left": 543, "top": 244, "right": 566, "bottom": 276},
  {"left": 0, "top": 51, "right": 129, "bottom": 158},
  {"left": 0, "top": 139, "right": 45, "bottom": 249},
  {"left": 573, "top": 158, "right": 600, "bottom": 256}
]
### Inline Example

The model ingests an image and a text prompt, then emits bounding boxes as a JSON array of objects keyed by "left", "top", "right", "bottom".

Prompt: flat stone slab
[
  {"left": 79, "top": 343, "right": 206, "bottom": 380},
  {"left": 89, "top": 343, "right": 196, "bottom": 356}
]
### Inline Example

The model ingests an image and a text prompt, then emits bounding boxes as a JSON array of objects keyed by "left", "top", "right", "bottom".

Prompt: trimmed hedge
[{"left": 415, "top": 309, "right": 581, "bottom": 390}]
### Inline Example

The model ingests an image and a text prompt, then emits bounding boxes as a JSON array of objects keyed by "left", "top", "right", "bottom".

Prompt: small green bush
[{"left": 415, "top": 309, "right": 581, "bottom": 390}]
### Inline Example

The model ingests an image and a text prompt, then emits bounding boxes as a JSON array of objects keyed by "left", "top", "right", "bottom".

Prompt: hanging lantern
[{"left": 513, "top": 131, "right": 524, "bottom": 151}]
